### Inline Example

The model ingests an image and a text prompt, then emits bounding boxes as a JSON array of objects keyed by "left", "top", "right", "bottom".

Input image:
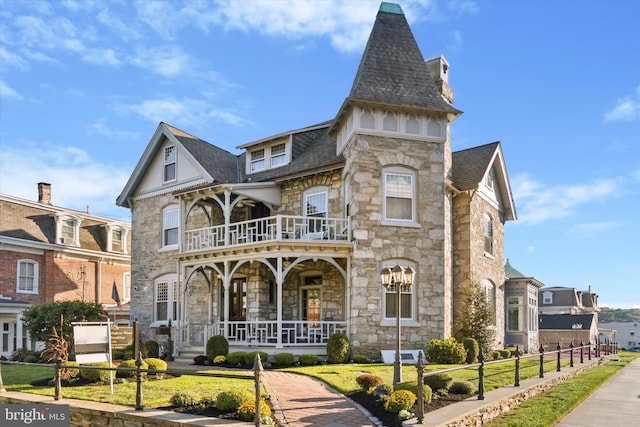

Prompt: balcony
[{"left": 183, "top": 214, "right": 350, "bottom": 253}]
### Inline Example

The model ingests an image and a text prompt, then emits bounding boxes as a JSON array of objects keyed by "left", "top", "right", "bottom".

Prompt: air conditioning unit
[{"left": 60, "top": 237, "right": 67, "bottom": 244}]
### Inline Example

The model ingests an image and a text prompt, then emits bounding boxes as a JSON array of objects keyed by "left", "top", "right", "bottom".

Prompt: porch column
[
  {"left": 223, "top": 190, "right": 231, "bottom": 246},
  {"left": 223, "top": 261, "right": 231, "bottom": 339},
  {"left": 276, "top": 256, "right": 284, "bottom": 349},
  {"left": 16, "top": 313, "right": 24, "bottom": 350}
]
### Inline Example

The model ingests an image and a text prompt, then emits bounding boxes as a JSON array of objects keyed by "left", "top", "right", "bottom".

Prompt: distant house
[
  {"left": 116, "top": 2, "right": 517, "bottom": 359},
  {"left": 0, "top": 183, "right": 131, "bottom": 358},
  {"left": 504, "top": 260, "right": 543, "bottom": 352},
  {"left": 538, "top": 286, "right": 600, "bottom": 319},
  {"left": 538, "top": 313, "right": 598, "bottom": 348},
  {"left": 598, "top": 322, "right": 638, "bottom": 349}
]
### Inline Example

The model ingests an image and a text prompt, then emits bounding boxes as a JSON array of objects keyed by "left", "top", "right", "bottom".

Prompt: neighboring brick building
[
  {"left": 117, "top": 3, "right": 517, "bottom": 359},
  {"left": 0, "top": 183, "right": 131, "bottom": 358}
]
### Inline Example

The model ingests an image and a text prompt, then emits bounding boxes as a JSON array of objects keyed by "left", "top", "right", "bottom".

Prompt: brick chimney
[{"left": 38, "top": 182, "right": 52, "bottom": 205}]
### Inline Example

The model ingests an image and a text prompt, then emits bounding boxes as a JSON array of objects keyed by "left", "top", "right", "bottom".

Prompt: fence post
[
  {"left": 556, "top": 343, "right": 562, "bottom": 372},
  {"left": 416, "top": 352, "right": 425, "bottom": 424},
  {"left": 587, "top": 341, "right": 591, "bottom": 361},
  {"left": 54, "top": 358, "right": 62, "bottom": 400},
  {"left": 580, "top": 341, "right": 584, "bottom": 364},
  {"left": 595, "top": 338, "right": 600, "bottom": 358},
  {"left": 569, "top": 342, "right": 574, "bottom": 368},
  {"left": 539, "top": 344, "right": 545, "bottom": 378},
  {"left": 477, "top": 348, "right": 485, "bottom": 400},
  {"left": 253, "top": 353, "right": 264, "bottom": 426},
  {"left": 135, "top": 351, "right": 144, "bottom": 411},
  {"left": 0, "top": 361, "right": 6, "bottom": 392},
  {"left": 514, "top": 345, "right": 521, "bottom": 387}
]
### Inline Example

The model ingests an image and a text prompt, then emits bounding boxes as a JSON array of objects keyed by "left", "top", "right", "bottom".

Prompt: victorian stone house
[
  {"left": 117, "top": 2, "right": 516, "bottom": 359},
  {"left": 0, "top": 183, "right": 131, "bottom": 358}
]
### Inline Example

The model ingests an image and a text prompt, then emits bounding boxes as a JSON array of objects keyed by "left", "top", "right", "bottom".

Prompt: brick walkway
[{"left": 262, "top": 371, "right": 380, "bottom": 427}]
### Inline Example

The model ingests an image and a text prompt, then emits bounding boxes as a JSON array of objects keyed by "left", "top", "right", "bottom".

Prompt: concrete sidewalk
[{"left": 554, "top": 356, "right": 640, "bottom": 427}]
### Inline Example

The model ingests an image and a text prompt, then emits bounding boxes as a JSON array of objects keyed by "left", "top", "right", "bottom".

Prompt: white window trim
[
  {"left": 380, "top": 259, "right": 419, "bottom": 326},
  {"left": 246, "top": 139, "right": 291, "bottom": 174},
  {"left": 382, "top": 166, "right": 418, "bottom": 227},
  {"left": 152, "top": 275, "right": 178, "bottom": 326},
  {"left": 163, "top": 145, "right": 177, "bottom": 183},
  {"left": 122, "top": 272, "right": 131, "bottom": 303},
  {"left": 161, "top": 205, "right": 179, "bottom": 250},
  {"left": 507, "top": 296, "right": 523, "bottom": 332},
  {"left": 54, "top": 213, "right": 81, "bottom": 246},
  {"left": 483, "top": 213, "right": 494, "bottom": 256},
  {"left": 542, "top": 291, "right": 553, "bottom": 305},
  {"left": 17, "top": 259, "right": 39, "bottom": 294}
]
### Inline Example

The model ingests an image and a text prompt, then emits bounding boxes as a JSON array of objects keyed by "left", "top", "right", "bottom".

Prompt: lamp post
[{"left": 380, "top": 264, "right": 415, "bottom": 385}]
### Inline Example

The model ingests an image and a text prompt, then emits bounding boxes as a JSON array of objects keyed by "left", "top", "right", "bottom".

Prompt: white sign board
[
  {"left": 73, "top": 325, "right": 110, "bottom": 364},
  {"left": 380, "top": 349, "right": 424, "bottom": 365}
]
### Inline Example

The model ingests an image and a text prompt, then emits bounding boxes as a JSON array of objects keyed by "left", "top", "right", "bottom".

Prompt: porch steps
[{"left": 174, "top": 345, "right": 205, "bottom": 364}]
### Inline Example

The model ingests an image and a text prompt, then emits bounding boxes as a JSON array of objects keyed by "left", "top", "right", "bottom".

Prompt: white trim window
[
  {"left": 155, "top": 275, "right": 178, "bottom": 323},
  {"left": 542, "top": 291, "right": 553, "bottom": 305},
  {"left": 304, "top": 189, "right": 328, "bottom": 233},
  {"left": 164, "top": 145, "right": 176, "bottom": 182},
  {"left": 481, "top": 279, "right": 496, "bottom": 312},
  {"left": 17, "top": 259, "right": 38, "bottom": 294},
  {"left": 162, "top": 205, "right": 179, "bottom": 248},
  {"left": 383, "top": 167, "right": 416, "bottom": 224},
  {"left": 250, "top": 148, "right": 265, "bottom": 172},
  {"left": 507, "top": 296, "right": 523, "bottom": 331},
  {"left": 123, "top": 272, "right": 131, "bottom": 303},
  {"left": 483, "top": 213, "right": 493, "bottom": 255},
  {"left": 270, "top": 143, "right": 286, "bottom": 167}
]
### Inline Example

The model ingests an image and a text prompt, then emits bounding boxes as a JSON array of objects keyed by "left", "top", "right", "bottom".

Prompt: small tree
[
  {"left": 22, "top": 300, "right": 106, "bottom": 343},
  {"left": 454, "top": 279, "right": 496, "bottom": 354}
]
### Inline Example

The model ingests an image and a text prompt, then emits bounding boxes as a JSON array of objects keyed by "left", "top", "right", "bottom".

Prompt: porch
[
  {"left": 177, "top": 319, "right": 348, "bottom": 355},
  {"left": 183, "top": 214, "right": 350, "bottom": 253}
]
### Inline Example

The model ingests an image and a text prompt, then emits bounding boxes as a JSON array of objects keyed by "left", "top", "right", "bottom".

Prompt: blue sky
[{"left": 1, "top": 1, "right": 638, "bottom": 308}]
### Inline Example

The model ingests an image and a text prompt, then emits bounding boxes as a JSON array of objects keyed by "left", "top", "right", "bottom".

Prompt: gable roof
[
  {"left": 329, "top": 2, "right": 461, "bottom": 134},
  {"left": 539, "top": 313, "right": 595, "bottom": 330},
  {"left": 451, "top": 142, "right": 517, "bottom": 221}
]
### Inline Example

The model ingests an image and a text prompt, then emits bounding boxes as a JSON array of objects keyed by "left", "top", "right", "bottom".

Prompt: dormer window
[
  {"left": 54, "top": 213, "right": 80, "bottom": 245},
  {"left": 251, "top": 149, "right": 265, "bottom": 172},
  {"left": 164, "top": 146, "right": 176, "bottom": 182},
  {"left": 105, "top": 224, "right": 129, "bottom": 253},
  {"left": 270, "top": 143, "right": 286, "bottom": 167}
]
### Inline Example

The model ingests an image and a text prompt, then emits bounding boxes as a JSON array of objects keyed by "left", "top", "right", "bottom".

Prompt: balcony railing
[{"left": 183, "top": 214, "right": 350, "bottom": 252}]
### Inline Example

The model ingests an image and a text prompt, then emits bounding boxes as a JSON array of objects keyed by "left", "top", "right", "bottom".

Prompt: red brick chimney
[{"left": 38, "top": 182, "right": 52, "bottom": 205}]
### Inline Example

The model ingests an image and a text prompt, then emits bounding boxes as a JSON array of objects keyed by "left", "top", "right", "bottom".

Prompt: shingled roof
[
  {"left": 539, "top": 313, "right": 595, "bottom": 330},
  {"left": 451, "top": 142, "right": 500, "bottom": 191}
]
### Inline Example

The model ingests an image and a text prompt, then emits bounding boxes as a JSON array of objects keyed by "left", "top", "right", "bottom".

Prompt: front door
[{"left": 229, "top": 278, "right": 246, "bottom": 321}]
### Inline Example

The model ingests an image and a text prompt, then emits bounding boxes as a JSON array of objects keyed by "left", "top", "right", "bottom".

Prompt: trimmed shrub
[
  {"left": 23, "top": 355, "right": 38, "bottom": 363},
  {"left": 193, "top": 355, "right": 208, "bottom": 365},
  {"left": 499, "top": 349, "right": 511, "bottom": 359},
  {"left": 79, "top": 362, "right": 112, "bottom": 383},
  {"left": 225, "top": 352, "right": 247, "bottom": 365},
  {"left": 463, "top": 337, "right": 479, "bottom": 364},
  {"left": 112, "top": 350, "right": 125, "bottom": 360},
  {"left": 116, "top": 359, "right": 148, "bottom": 378},
  {"left": 206, "top": 335, "right": 229, "bottom": 361},
  {"left": 384, "top": 389, "right": 416, "bottom": 414},
  {"left": 425, "top": 338, "right": 467, "bottom": 364},
  {"left": 66, "top": 361, "right": 80, "bottom": 379},
  {"left": 170, "top": 391, "right": 201, "bottom": 408},
  {"left": 243, "top": 351, "right": 268, "bottom": 367},
  {"left": 356, "top": 373, "right": 384, "bottom": 393},
  {"left": 394, "top": 381, "right": 432, "bottom": 403},
  {"left": 352, "top": 355, "right": 369, "bottom": 364},
  {"left": 326, "top": 333, "right": 350, "bottom": 364},
  {"left": 213, "top": 355, "right": 226, "bottom": 364},
  {"left": 144, "top": 340, "right": 160, "bottom": 358},
  {"left": 373, "top": 384, "right": 392, "bottom": 399},
  {"left": 423, "top": 373, "right": 453, "bottom": 392},
  {"left": 10, "top": 348, "right": 38, "bottom": 362},
  {"left": 237, "top": 398, "right": 272, "bottom": 422},
  {"left": 273, "top": 352, "right": 295, "bottom": 367},
  {"left": 449, "top": 380, "right": 477, "bottom": 395},
  {"left": 298, "top": 354, "right": 318, "bottom": 366},
  {"left": 145, "top": 357, "right": 168, "bottom": 373},
  {"left": 492, "top": 350, "right": 501, "bottom": 360},
  {"left": 215, "top": 389, "right": 254, "bottom": 412}
]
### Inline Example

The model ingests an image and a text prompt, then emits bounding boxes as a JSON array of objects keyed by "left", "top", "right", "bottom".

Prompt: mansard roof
[
  {"left": 538, "top": 313, "right": 595, "bottom": 330},
  {"left": 451, "top": 141, "right": 517, "bottom": 221}
]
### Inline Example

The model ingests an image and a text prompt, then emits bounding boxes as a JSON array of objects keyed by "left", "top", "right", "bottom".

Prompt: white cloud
[
  {"left": 82, "top": 47, "right": 121, "bottom": 66},
  {"left": 569, "top": 221, "right": 618, "bottom": 235},
  {"left": 512, "top": 173, "right": 619, "bottom": 224},
  {"left": 129, "top": 46, "right": 192, "bottom": 77},
  {"left": 0, "top": 142, "right": 131, "bottom": 219},
  {"left": 0, "top": 80, "right": 24, "bottom": 100},
  {"left": 0, "top": 47, "right": 28, "bottom": 70},
  {"left": 604, "top": 85, "right": 640, "bottom": 121}
]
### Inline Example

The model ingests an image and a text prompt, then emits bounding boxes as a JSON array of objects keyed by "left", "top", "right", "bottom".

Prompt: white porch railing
[{"left": 183, "top": 214, "right": 350, "bottom": 252}]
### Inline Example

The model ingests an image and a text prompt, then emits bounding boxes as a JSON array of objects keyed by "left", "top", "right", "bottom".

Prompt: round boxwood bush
[
  {"left": 449, "top": 380, "right": 477, "bottom": 395},
  {"left": 145, "top": 357, "right": 168, "bottom": 373},
  {"left": 352, "top": 355, "right": 369, "bottom": 364},
  {"left": 193, "top": 355, "right": 208, "bottom": 365},
  {"left": 145, "top": 340, "right": 160, "bottom": 358},
  {"left": 116, "top": 359, "right": 148, "bottom": 378},
  {"left": 237, "top": 398, "right": 272, "bottom": 422},
  {"left": 23, "top": 355, "right": 38, "bottom": 363},
  {"left": 206, "top": 335, "right": 229, "bottom": 361},
  {"left": 273, "top": 352, "right": 295, "bottom": 367},
  {"left": 215, "top": 389, "right": 254, "bottom": 412},
  {"left": 298, "top": 354, "right": 318, "bottom": 366},
  {"left": 384, "top": 389, "right": 416, "bottom": 414},
  {"left": 112, "top": 350, "right": 125, "bottom": 360},
  {"left": 425, "top": 338, "right": 466, "bottom": 364},
  {"left": 423, "top": 373, "right": 453, "bottom": 392},
  {"left": 326, "top": 333, "right": 350, "bottom": 363},
  {"left": 243, "top": 351, "right": 268, "bottom": 367},
  {"left": 225, "top": 352, "right": 247, "bottom": 366},
  {"left": 393, "top": 381, "right": 432, "bottom": 403},
  {"left": 79, "top": 362, "right": 112, "bottom": 383},
  {"left": 463, "top": 337, "right": 479, "bottom": 363},
  {"left": 492, "top": 350, "right": 501, "bottom": 360},
  {"left": 499, "top": 349, "right": 511, "bottom": 359},
  {"left": 170, "top": 391, "right": 202, "bottom": 408}
]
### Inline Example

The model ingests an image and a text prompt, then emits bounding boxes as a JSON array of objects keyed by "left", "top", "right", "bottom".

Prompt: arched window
[
  {"left": 360, "top": 109, "right": 375, "bottom": 129},
  {"left": 405, "top": 114, "right": 420, "bottom": 134},
  {"left": 382, "top": 111, "right": 398, "bottom": 131}
]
